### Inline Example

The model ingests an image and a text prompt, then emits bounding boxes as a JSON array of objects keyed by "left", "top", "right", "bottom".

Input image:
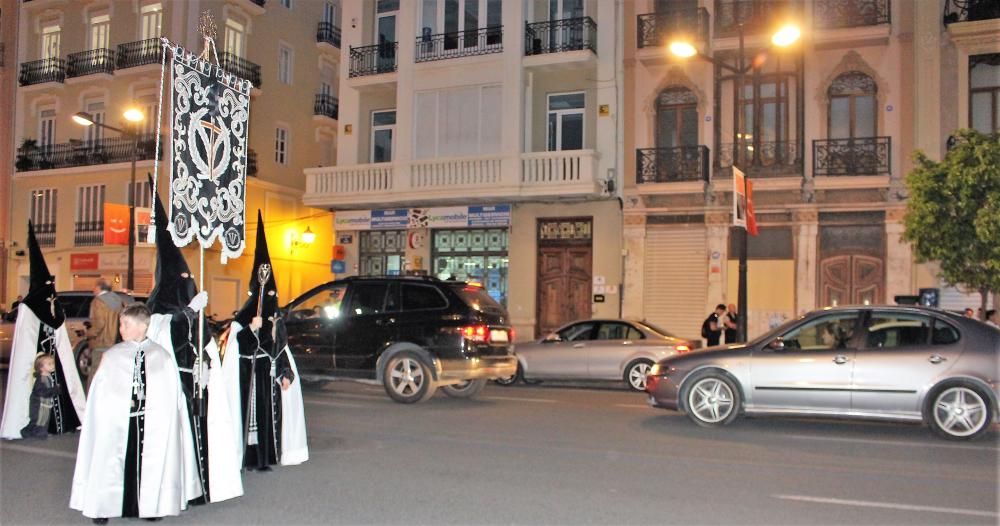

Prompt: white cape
[
  {"left": 1, "top": 304, "right": 86, "bottom": 439},
  {"left": 147, "top": 314, "right": 244, "bottom": 502},
  {"left": 223, "top": 321, "right": 308, "bottom": 466},
  {"left": 70, "top": 340, "right": 201, "bottom": 518}
]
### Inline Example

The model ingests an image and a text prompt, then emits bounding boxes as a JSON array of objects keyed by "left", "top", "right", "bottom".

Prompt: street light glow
[
  {"left": 301, "top": 226, "right": 316, "bottom": 244},
  {"left": 123, "top": 108, "right": 145, "bottom": 122},
  {"left": 72, "top": 112, "right": 95, "bottom": 126},
  {"left": 669, "top": 41, "right": 697, "bottom": 59},
  {"left": 771, "top": 24, "right": 801, "bottom": 47}
]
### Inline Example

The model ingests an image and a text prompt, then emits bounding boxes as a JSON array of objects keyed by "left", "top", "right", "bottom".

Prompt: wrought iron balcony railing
[
  {"left": 248, "top": 149, "right": 258, "bottom": 177},
  {"left": 317, "top": 22, "right": 342, "bottom": 48},
  {"left": 74, "top": 221, "right": 104, "bottom": 247},
  {"left": 117, "top": 38, "right": 161, "bottom": 69},
  {"left": 944, "top": 0, "right": 1000, "bottom": 24},
  {"left": 314, "top": 94, "right": 339, "bottom": 119},
  {"left": 637, "top": 8, "right": 710, "bottom": 48},
  {"left": 715, "top": 0, "right": 797, "bottom": 37},
  {"left": 19, "top": 58, "right": 65, "bottom": 86},
  {"left": 813, "top": 137, "right": 891, "bottom": 176},
  {"left": 33, "top": 223, "right": 56, "bottom": 248},
  {"left": 814, "top": 0, "right": 890, "bottom": 29},
  {"left": 15, "top": 134, "right": 162, "bottom": 172},
  {"left": 717, "top": 140, "right": 801, "bottom": 172},
  {"left": 219, "top": 52, "right": 261, "bottom": 88},
  {"left": 67, "top": 49, "right": 116, "bottom": 77},
  {"left": 415, "top": 26, "right": 503, "bottom": 62},
  {"left": 526, "top": 17, "right": 597, "bottom": 55},
  {"left": 636, "top": 146, "right": 711, "bottom": 183},
  {"left": 349, "top": 42, "right": 397, "bottom": 77}
]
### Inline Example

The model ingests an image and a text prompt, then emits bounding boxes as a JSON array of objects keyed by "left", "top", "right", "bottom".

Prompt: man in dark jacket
[{"left": 701, "top": 304, "right": 727, "bottom": 347}]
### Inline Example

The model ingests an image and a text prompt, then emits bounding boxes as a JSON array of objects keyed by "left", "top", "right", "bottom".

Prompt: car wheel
[
  {"left": 383, "top": 352, "right": 437, "bottom": 404},
  {"left": 682, "top": 372, "right": 742, "bottom": 427},
  {"left": 624, "top": 359, "right": 654, "bottom": 391},
  {"left": 442, "top": 378, "right": 488, "bottom": 398},
  {"left": 74, "top": 340, "right": 91, "bottom": 376},
  {"left": 494, "top": 364, "right": 523, "bottom": 386},
  {"left": 926, "top": 383, "right": 993, "bottom": 441}
]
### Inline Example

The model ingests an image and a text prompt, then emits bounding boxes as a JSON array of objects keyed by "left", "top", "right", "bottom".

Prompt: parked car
[
  {"left": 283, "top": 276, "right": 517, "bottom": 403},
  {"left": 645, "top": 305, "right": 1000, "bottom": 440},
  {"left": 497, "top": 319, "right": 697, "bottom": 391}
]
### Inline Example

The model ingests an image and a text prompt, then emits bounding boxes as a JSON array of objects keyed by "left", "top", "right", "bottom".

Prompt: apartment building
[
  {"left": 307, "top": 0, "right": 624, "bottom": 338},
  {"left": 6, "top": 0, "right": 343, "bottom": 317},
  {"left": 622, "top": 0, "right": 1000, "bottom": 341},
  {"left": 1, "top": 0, "right": 19, "bottom": 302}
]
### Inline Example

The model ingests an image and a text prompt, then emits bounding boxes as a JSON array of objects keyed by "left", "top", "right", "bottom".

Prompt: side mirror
[{"left": 767, "top": 337, "right": 785, "bottom": 351}]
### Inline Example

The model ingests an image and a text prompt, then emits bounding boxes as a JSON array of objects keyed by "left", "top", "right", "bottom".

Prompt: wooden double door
[
  {"left": 820, "top": 254, "right": 884, "bottom": 307},
  {"left": 536, "top": 246, "right": 592, "bottom": 338}
]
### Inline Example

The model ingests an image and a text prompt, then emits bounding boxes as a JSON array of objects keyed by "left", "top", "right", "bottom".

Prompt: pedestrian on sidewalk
[
  {"left": 724, "top": 303, "right": 740, "bottom": 344},
  {"left": 86, "top": 279, "right": 124, "bottom": 391},
  {"left": 701, "top": 304, "right": 727, "bottom": 347}
]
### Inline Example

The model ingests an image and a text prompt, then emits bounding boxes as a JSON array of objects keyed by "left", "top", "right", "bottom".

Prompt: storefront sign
[
  {"left": 331, "top": 260, "right": 346, "bottom": 273},
  {"left": 334, "top": 210, "right": 373, "bottom": 230},
  {"left": 418, "top": 206, "right": 468, "bottom": 228},
  {"left": 71, "top": 253, "right": 100, "bottom": 271},
  {"left": 335, "top": 205, "right": 511, "bottom": 231},
  {"left": 332, "top": 245, "right": 346, "bottom": 260},
  {"left": 371, "top": 209, "right": 410, "bottom": 230}
]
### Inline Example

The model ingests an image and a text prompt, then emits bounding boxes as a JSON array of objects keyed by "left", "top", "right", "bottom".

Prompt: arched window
[
  {"left": 828, "top": 71, "right": 877, "bottom": 139},
  {"left": 656, "top": 86, "right": 698, "bottom": 149}
]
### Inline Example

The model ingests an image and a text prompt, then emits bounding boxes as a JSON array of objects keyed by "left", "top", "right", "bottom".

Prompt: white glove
[{"left": 187, "top": 291, "right": 208, "bottom": 313}]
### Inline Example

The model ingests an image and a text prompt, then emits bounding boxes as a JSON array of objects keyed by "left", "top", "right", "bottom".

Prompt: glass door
[
  {"left": 376, "top": 0, "right": 397, "bottom": 72},
  {"left": 547, "top": 92, "right": 585, "bottom": 151},
  {"left": 371, "top": 110, "right": 396, "bottom": 163}
]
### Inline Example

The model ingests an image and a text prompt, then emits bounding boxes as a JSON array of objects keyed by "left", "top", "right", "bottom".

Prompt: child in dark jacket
[{"left": 21, "top": 354, "right": 59, "bottom": 439}]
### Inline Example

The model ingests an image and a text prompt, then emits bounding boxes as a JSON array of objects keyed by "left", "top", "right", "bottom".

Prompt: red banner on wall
[{"left": 104, "top": 203, "right": 130, "bottom": 245}]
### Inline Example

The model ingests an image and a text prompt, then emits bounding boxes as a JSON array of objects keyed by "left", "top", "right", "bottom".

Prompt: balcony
[
  {"left": 304, "top": 150, "right": 601, "bottom": 209},
  {"left": 814, "top": 0, "right": 890, "bottom": 29},
  {"left": 715, "top": 0, "right": 797, "bottom": 37},
  {"left": 349, "top": 42, "right": 397, "bottom": 77},
  {"left": 813, "top": 137, "right": 891, "bottom": 176},
  {"left": 717, "top": 140, "right": 801, "bottom": 176},
  {"left": 944, "top": 0, "right": 1000, "bottom": 24},
  {"left": 415, "top": 26, "right": 503, "bottom": 63},
  {"left": 637, "top": 8, "right": 710, "bottom": 49},
  {"left": 19, "top": 58, "right": 65, "bottom": 86},
  {"left": 74, "top": 221, "right": 104, "bottom": 247},
  {"left": 317, "top": 22, "right": 342, "bottom": 49},
  {"left": 117, "top": 38, "right": 161, "bottom": 69},
  {"left": 220, "top": 52, "right": 261, "bottom": 88},
  {"left": 314, "top": 94, "right": 339, "bottom": 120},
  {"left": 67, "top": 49, "right": 115, "bottom": 78},
  {"left": 525, "top": 17, "right": 597, "bottom": 55},
  {"left": 15, "top": 134, "right": 162, "bottom": 172},
  {"left": 33, "top": 223, "right": 56, "bottom": 248},
  {"left": 636, "top": 146, "right": 710, "bottom": 184}
]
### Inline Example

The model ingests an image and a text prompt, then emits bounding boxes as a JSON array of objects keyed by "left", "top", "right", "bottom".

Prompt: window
[
  {"left": 76, "top": 184, "right": 105, "bottom": 234},
  {"left": 224, "top": 19, "right": 245, "bottom": 58},
  {"left": 136, "top": 94, "right": 159, "bottom": 135},
  {"left": 970, "top": 54, "right": 1000, "bottom": 134},
  {"left": 932, "top": 319, "right": 961, "bottom": 345},
  {"left": 433, "top": 228, "right": 508, "bottom": 305},
  {"left": 864, "top": 313, "right": 930, "bottom": 349},
  {"left": 557, "top": 322, "right": 595, "bottom": 342},
  {"left": 128, "top": 180, "right": 152, "bottom": 208},
  {"left": 421, "top": 0, "right": 502, "bottom": 48},
  {"left": 41, "top": 24, "right": 61, "bottom": 60},
  {"left": 39, "top": 108, "right": 56, "bottom": 152},
  {"left": 551, "top": 0, "right": 584, "bottom": 19},
  {"left": 402, "top": 284, "right": 448, "bottom": 310},
  {"left": 278, "top": 45, "right": 293, "bottom": 84},
  {"left": 84, "top": 100, "right": 105, "bottom": 143},
  {"left": 371, "top": 110, "right": 395, "bottom": 163},
  {"left": 141, "top": 3, "right": 163, "bottom": 40},
  {"left": 275, "top": 127, "right": 289, "bottom": 165},
  {"left": 780, "top": 313, "right": 858, "bottom": 350},
  {"left": 414, "top": 85, "right": 501, "bottom": 159},
  {"left": 596, "top": 322, "right": 643, "bottom": 341},
  {"left": 656, "top": 87, "right": 698, "bottom": 148},
  {"left": 323, "top": 2, "right": 339, "bottom": 25},
  {"left": 828, "top": 71, "right": 877, "bottom": 139},
  {"left": 30, "top": 188, "right": 58, "bottom": 227},
  {"left": 359, "top": 230, "right": 405, "bottom": 276},
  {"left": 547, "top": 92, "right": 585, "bottom": 151},
  {"left": 89, "top": 14, "right": 110, "bottom": 50},
  {"left": 348, "top": 282, "right": 388, "bottom": 315},
  {"left": 280, "top": 0, "right": 292, "bottom": 8}
]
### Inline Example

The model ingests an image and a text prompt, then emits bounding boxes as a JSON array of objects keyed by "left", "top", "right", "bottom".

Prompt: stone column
[
  {"left": 794, "top": 209, "right": 819, "bottom": 315},
  {"left": 885, "top": 208, "right": 913, "bottom": 303},
  {"left": 622, "top": 214, "right": 646, "bottom": 320},
  {"left": 705, "top": 212, "right": 729, "bottom": 313}
]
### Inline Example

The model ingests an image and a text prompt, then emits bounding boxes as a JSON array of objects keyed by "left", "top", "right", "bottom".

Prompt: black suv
[{"left": 283, "top": 276, "right": 517, "bottom": 403}]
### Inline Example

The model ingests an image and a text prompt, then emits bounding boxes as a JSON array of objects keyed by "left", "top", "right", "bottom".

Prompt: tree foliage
[{"left": 904, "top": 129, "right": 1000, "bottom": 306}]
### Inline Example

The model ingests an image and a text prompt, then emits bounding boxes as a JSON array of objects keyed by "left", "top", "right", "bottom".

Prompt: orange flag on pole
[
  {"left": 103, "top": 203, "right": 130, "bottom": 245},
  {"left": 746, "top": 180, "right": 759, "bottom": 236}
]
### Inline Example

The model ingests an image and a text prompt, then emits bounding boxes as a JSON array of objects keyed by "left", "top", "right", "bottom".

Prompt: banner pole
[{"left": 195, "top": 244, "right": 206, "bottom": 416}]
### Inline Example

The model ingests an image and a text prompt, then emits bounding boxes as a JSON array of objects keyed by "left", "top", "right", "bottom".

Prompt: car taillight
[
  {"left": 645, "top": 374, "right": 660, "bottom": 393},
  {"left": 461, "top": 325, "right": 490, "bottom": 343},
  {"left": 509, "top": 327, "right": 515, "bottom": 343},
  {"left": 675, "top": 345, "right": 691, "bottom": 354}
]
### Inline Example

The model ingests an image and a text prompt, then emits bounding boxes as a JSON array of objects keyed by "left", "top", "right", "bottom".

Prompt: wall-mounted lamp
[{"left": 291, "top": 226, "right": 316, "bottom": 253}]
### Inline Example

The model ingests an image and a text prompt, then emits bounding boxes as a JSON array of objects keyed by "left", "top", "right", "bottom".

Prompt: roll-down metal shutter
[{"left": 642, "top": 226, "right": 708, "bottom": 341}]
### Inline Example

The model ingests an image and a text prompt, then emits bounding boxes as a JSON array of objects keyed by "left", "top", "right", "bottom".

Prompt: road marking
[
  {"left": 305, "top": 399, "right": 365, "bottom": 409},
  {"left": 482, "top": 396, "right": 557, "bottom": 404},
  {"left": 0, "top": 443, "right": 76, "bottom": 459},
  {"left": 773, "top": 495, "right": 999, "bottom": 518},
  {"left": 784, "top": 433, "right": 1000, "bottom": 451}
]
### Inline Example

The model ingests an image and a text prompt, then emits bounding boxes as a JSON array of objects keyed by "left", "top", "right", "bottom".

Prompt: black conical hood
[
  {"left": 145, "top": 183, "right": 197, "bottom": 314},
  {"left": 23, "top": 220, "right": 65, "bottom": 327},
  {"left": 234, "top": 210, "right": 279, "bottom": 327}
]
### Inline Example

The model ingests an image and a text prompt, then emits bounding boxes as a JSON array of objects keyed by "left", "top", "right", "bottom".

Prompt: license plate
[{"left": 490, "top": 329, "right": 509, "bottom": 343}]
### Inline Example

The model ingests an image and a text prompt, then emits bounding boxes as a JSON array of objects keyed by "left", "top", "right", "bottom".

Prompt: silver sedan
[
  {"left": 646, "top": 306, "right": 1000, "bottom": 440},
  {"left": 499, "top": 319, "right": 696, "bottom": 391}
]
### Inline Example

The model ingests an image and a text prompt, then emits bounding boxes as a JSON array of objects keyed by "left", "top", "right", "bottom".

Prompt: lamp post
[
  {"left": 670, "top": 22, "right": 800, "bottom": 343},
  {"left": 73, "top": 108, "right": 145, "bottom": 291}
]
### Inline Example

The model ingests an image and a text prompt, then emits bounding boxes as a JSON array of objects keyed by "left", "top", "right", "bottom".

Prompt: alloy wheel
[
  {"left": 628, "top": 362, "right": 651, "bottom": 390},
  {"left": 933, "top": 387, "right": 987, "bottom": 438},
  {"left": 687, "top": 377, "right": 735, "bottom": 424},
  {"left": 389, "top": 357, "right": 425, "bottom": 397}
]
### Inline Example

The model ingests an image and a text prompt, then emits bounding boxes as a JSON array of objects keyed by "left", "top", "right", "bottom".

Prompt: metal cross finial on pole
[{"left": 198, "top": 11, "right": 219, "bottom": 64}]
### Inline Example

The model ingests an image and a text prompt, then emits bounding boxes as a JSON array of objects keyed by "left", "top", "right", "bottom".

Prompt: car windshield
[
  {"left": 451, "top": 284, "right": 505, "bottom": 315},
  {"left": 637, "top": 321, "right": 676, "bottom": 339},
  {"left": 58, "top": 295, "right": 94, "bottom": 318}
]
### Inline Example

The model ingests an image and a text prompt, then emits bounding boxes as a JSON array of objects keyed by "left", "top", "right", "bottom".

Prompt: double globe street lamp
[
  {"left": 73, "top": 108, "right": 146, "bottom": 292},
  {"left": 668, "top": 21, "right": 801, "bottom": 342}
]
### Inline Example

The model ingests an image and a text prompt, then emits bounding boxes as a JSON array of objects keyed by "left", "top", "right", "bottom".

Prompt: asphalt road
[{"left": 1, "top": 380, "right": 997, "bottom": 525}]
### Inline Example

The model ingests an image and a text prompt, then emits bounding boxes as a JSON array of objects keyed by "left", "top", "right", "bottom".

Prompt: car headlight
[{"left": 650, "top": 363, "right": 662, "bottom": 376}]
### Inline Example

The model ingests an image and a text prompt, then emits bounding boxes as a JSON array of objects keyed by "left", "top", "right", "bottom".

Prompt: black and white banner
[{"left": 168, "top": 43, "right": 251, "bottom": 262}]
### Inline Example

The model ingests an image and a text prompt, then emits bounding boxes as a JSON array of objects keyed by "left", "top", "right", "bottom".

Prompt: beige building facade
[
  {"left": 623, "top": 0, "right": 999, "bottom": 342},
  {"left": 5, "top": 0, "right": 344, "bottom": 317}
]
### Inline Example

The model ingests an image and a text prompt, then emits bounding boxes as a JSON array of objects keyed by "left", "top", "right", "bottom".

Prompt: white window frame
[
  {"left": 135, "top": 93, "right": 159, "bottom": 135},
  {"left": 546, "top": 91, "right": 586, "bottom": 152},
  {"left": 30, "top": 188, "right": 58, "bottom": 227},
  {"left": 84, "top": 100, "right": 106, "bottom": 143},
  {"left": 323, "top": 1, "right": 339, "bottom": 25},
  {"left": 278, "top": 44, "right": 294, "bottom": 85},
  {"left": 41, "top": 24, "right": 61, "bottom": 60},
  {"left": 140, "top": 3, "right": 163, "bottom": 41},
  {"left": 419, "top": 0, "right": 502, "bottom": 37},
  {"left": 224, "top": 19, "right": 246, "bottom": 58},
  {"left": 39, "top": 107, "right": 57, "bottom": 151},
  {"left": 76, "top": 184, "right": 106, "bottom": 228},
  {"left": 89, "top": 14, "right": 111, "bottom": 50},
  {"left": 275, "top": 126, "right": 289, "bottom": 165},
  {"left": 127, "top": 180, "right": 153, "bottom": 208},
  {"left": 549, "top": 0, "right": 584, "bottom": 20},
  {"left": 371, "top": 110, "right": 396, "bottom": 163}
]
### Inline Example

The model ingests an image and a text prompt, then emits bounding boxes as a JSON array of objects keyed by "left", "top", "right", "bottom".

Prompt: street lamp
[
  {"left": 74, "top": 108, "right": 145, "bottom": 291},
  {"left": 669, "top": 23, "right": 801, "bottom": 343}
]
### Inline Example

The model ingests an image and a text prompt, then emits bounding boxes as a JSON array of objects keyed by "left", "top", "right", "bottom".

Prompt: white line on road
[
  {"left": 0, "top": 443, "right": 76, "bottom": 459},
  {"left": 784, "top": 433, "right": 1000, "bottom": 451},
  {"left": 482, "top": 396, "right": 558, "bottom": 404},
  {"left": 773, "top": 495, "right": 999, "bottom": 518},
  {"left": 305, "top": 399, "right": 365, "bottom": 408}
]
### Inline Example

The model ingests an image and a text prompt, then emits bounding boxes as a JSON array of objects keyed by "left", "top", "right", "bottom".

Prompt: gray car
[
  {"left": 646, "top": 306, "right": 1000, "bottom": 440},
  {"left": 500, "top": 319, "right": 696, "bottom": 391}
]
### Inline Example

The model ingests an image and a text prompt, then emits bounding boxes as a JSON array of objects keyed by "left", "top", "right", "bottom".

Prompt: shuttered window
[{"left": 642, "top": 226, "right": 708, "bottom": 341}]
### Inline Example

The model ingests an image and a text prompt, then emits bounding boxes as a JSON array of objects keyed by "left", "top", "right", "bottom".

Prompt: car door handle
[
  {"left": 928, "top": 354, "right": 947, "bottom": 364},
  {"left": 833, "top": 354, "right": 850, "bottom": 365},
  {"left": 573, "top": 343, "right": 585, "bottom": 349}
]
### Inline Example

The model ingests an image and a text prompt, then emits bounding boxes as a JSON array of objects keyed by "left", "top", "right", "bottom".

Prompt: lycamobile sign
[{"left": 333, "top": 205, "right": 510, "bottom": 230}]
